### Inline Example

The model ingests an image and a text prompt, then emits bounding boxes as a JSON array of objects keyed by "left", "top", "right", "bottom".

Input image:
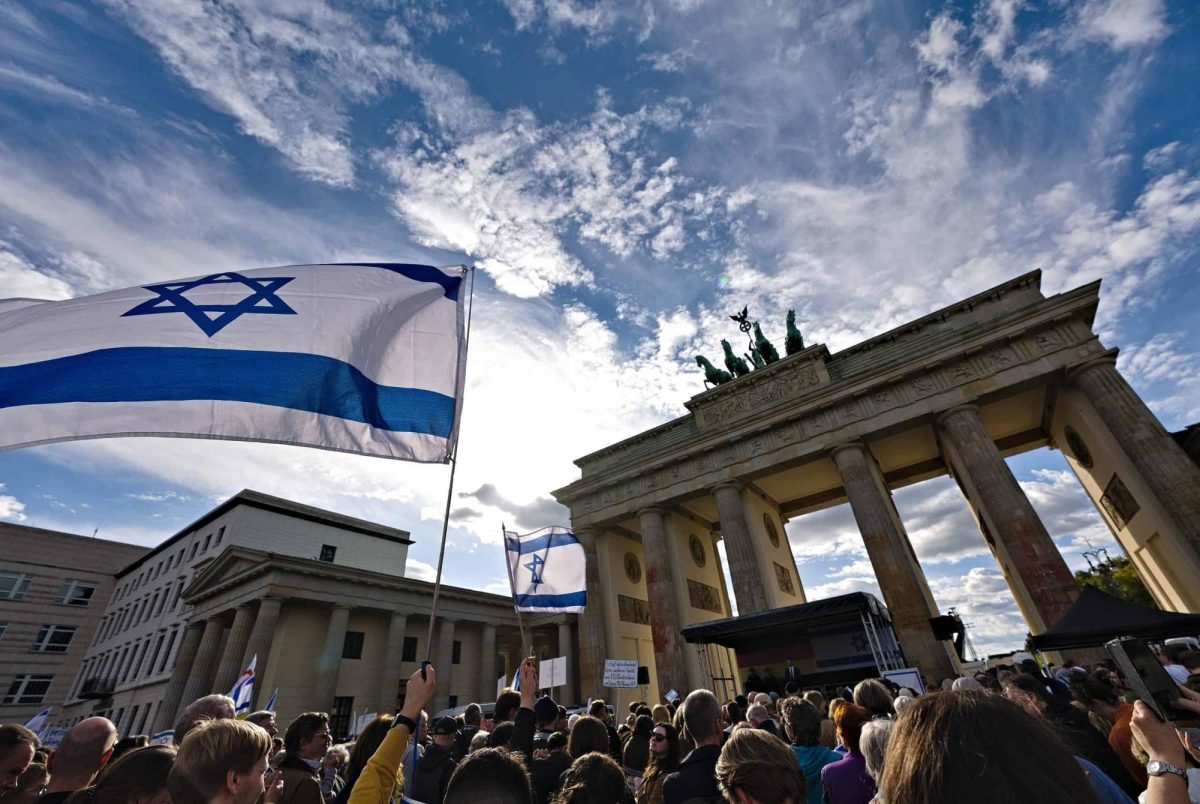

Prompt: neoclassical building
[
  {"left": 57, "top": 491, "right": 570, "bottom": 736},
  {"left": 553, "top": 271, "right": 1200, "bottom": 699}
]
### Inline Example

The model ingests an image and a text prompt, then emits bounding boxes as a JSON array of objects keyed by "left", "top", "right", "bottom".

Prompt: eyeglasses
[{"left": 651, "top": 733, "right": 667, "bottom": 742}]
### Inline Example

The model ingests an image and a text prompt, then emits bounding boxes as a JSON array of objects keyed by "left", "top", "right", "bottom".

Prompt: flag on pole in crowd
[
  {"left": 229, "top": 655, "right": 256, "bottom": 716},
  {"left": 22, "top": 707, "right": 52, "bottom": 736},
  {"left": 0, "top": 263, "right": 468, "bottom": 463},
  {"left": 505, "top": 526, "right": 586, "bottom": 613},
  {"left": 264, "top": 687, "right": 279, "bottom": 712}
]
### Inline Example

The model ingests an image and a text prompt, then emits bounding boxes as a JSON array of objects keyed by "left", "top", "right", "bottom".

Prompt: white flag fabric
[
  {"left": 505, "top": 526, "right": 586, "bottom": 613},
  {"left": 229, "top": 654, "right": 256, "bottom": 715},
  {"left": 0, "top": 263, "right": 466, "bottom": 463},
  {"left": 22, "top": 707, "right": 52, "bottom": 735}
]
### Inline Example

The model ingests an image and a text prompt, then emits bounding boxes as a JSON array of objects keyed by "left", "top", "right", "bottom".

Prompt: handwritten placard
[{"left": 603, "top": 658, "right": 639, "bottom": 688}]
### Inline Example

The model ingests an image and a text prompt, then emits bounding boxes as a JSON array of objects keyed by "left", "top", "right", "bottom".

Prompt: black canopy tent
[{"left": 1030, "top": 585, "right": 1200, "bottom": 651}]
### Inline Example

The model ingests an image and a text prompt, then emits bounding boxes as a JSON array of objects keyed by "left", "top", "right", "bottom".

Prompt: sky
[{"left": 0, "top": 0, "right": 1198, "bottom": 658}]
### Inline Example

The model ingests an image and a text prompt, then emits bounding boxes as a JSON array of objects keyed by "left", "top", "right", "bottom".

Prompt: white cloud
[
  {"left": 1076, "top": 0, "right": 1168, "bottom": 50},
  {"left": 0, "top": 244, "right": 73, "bottom": 299},
  {"left": 0, "top": 485, "right": 26, "bottom": 521},
  {"left": 405, "top": 557, "right": 437, "bottom": 581}
]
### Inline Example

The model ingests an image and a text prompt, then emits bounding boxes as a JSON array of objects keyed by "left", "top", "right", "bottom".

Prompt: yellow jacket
[{"left": 347, "top": 723, "right": 413, "bottom": 804}]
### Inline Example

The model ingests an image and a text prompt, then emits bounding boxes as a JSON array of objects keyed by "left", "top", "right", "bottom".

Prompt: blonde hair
[
  {"left": 715, "top": 727, "right": 804, "bottom": 804},
  {"left": 651, "top": 704, "right": 671, "bottom": 724},
  {"left": 168, "top": 718, "right": 270, "bottom": 804}
]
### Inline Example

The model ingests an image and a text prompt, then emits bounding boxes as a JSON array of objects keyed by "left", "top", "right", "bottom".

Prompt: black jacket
[
  {"left": 661, "top": 744, "right": 722, "bottom": 804},
  {"left": 409, "top": 742, "right": 458, "bottom": 804},
  {"left": 531, "top": 750, "right": 572, "bottom": 804}
]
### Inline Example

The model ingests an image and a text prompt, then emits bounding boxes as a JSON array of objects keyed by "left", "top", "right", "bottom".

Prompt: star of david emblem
[
  {"left": 122, "top": 272, "right": 297, "bottom": 336},
  {"left": 524, "top": 554, "right": 546, "bottom": 592}
]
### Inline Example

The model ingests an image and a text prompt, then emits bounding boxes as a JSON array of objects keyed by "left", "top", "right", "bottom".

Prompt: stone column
[
  {"left": 1071, "top": 357, "right": 1200, "bottom": 551},
  {"left": 712, "top": 484, "right": 770, "bottom": 614},
  {"left": 212, "top": 604, "right": 256, "bottom": 694},
  {"left": 242, "top": 597, "right": 284, "bottom": 695},
  {"left": 479, "top": 623, "right": 497, "bottom": 703},
  {"left": 639, "top": 508, "right": 688, "bottom": 700},
  {"left": 155, "top": 622, "right": 203, "bottom": 730},
  {"left": 574, "top": 528, "right": 609, "bottom": 702},
  {"left": 379, "top": 611, "right": 408, "bottom": 713},
  {"left": 831, "top": 443, "right": 958, "bottom": 682},
  {"left": 433, "top": 619, "right": 457, "bottom": 712},
  {"left": 557, "top": 620, "right": 576, "bottom": 705},
  {"left": 312, "top": 604, "right": 352, "bottom": 713},
  {"left": 938, "top": 405, "right": 1078, "bottom": 632},
  {"left": 177, "top": 618, "right": 225, "bottom": 715}
]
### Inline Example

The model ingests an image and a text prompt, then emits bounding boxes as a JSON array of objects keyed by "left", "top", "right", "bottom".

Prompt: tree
[{"left": 1074, "top": 553, "right": 1157, "bottom": 608}]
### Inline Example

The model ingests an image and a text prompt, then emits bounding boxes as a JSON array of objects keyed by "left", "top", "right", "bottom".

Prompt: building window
[
  {"left": 154, "top": 591, "right": 167, "bottom": 617},
  {"left": 330, "top": 697, "right": 353, "bottom": 739},
  {"left": 217, "top": 526, "right": 226, "bottom": 544},
  {"left": 342, "top": 631, "right": 364, "bottom": 660},
  {"left": 55, "top": 579, "right": 98, "bottom": 607},
  {"left": 33, "top": 625, "right": 76, "bottom": 653},
  {"left": 0, "top": 622, "right": 5, "bottom": 641},
  {"left": 203, "top": 534, "right": 212, "bottom": 551},
  {"left": 319, "top": 545, "right": 337, "bottom": 563},
  {"left": 0, "top": 572, "right": 31, "bottom": 601},
  {"left": 4, "top": 675, "right": 52, "bottom": 704},
  {"left": 189, "top": 543, "right": 198, "bottom": 559},
  {"left": 452, "top": 640, "right": 462, "bottom": 665},
  {"left": 401, "top": 637, "right": 418, "bottom": 663},
  {"left": 158, "top": 630, "right": 178, "bottom": 674}
]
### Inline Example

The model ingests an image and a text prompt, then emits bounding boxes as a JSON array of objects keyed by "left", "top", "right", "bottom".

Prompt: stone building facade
[
  {"left": 0, "top": 524, "right": 147, "bottom": 724},
  {"left": 553, "top": 271, "right": 1200, "bottom": 699},
  {"left": 56, "top": 490, "right": 571, "bottom": 736}
]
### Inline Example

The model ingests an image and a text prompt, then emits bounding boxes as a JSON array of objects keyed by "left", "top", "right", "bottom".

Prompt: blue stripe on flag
[
  {"left": 349, "top": 263, "right": 462, "bottom": 301},
  {"left": 0, "top": 347, "right": 455, "bottom": 437},
  {"left": 505, "top": 531, "right": 578, "bottom": 555},
  {"left": 514, "top": 591, "right": 586, "bottom": 607}
]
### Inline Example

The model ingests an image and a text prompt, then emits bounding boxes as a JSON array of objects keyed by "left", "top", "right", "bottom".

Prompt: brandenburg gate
[{"left": 552, "top": 271, "right": 1200, "bottom": 704}]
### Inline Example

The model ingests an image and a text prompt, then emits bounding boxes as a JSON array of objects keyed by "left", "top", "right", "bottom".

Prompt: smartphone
[{"left": 1105, "top": 637, "right": 1181, "bottom": 721}]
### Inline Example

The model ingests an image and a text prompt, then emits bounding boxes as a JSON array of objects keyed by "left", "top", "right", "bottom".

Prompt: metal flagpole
[
  {"left": 424, "top": 266, "right": 476, "bottom": 662},
  {"left": 502, "top": 523, "right": 531, "bottom": 660}
]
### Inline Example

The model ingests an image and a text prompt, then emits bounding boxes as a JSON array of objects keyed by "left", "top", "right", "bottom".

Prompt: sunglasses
[{"left": 651, "top": 733, "right": 668, "bottom": 742}]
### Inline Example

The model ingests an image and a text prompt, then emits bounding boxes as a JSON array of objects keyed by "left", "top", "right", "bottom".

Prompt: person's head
[
  {"left": 554, "top": 752, "right": 626, "bottom": 804},
  {"left": 283, "top": 713, "right": 331, "bottom": 761},
  {"left": 723, "top": 701, "right": 743, "bottom": 726},
  {"left": 244, "top": 712, "right": 277, "bottom": 739},
  {"left": 878, "top": 689, "right": 1099, "bottom": 804},
  {"left": 0, "top": 725, "right": 39, "bottom": 795},
  {"left": 682, "top": 689, "right": 722, "bottom": 746},
  {"left": 1162, "top": 643, "right": 1188, "bottom": 664},
  {"left": 892, "top": 695, "right": 915, "bottom": 714},
  {"left": 432, "top": 717, "right": 459, "bottom": 748},
  {"left": 463, "top": 703, "right": 483, "bottom": 727},
  {"left": 950, "top": 676, "right": 982, "bottom": 692},
  {"left": 784, "top": 681, "right": 798, "bottom": 696},
  {"left": 781, "top": 698, "right": 822, "bottom": 747},
  {"left": 109, "top": 735, "right": 150, "bottom": 763},
  {"left": 832, "top": 703, "right": 870, "bottom": 755},
  {"left": 1179, "top": 651, "right": 1200, "bottom": 673},
  {"left": 853, "top": 679, "right": 895, "bottom": 718},
  {"left": 495, "top": 689, "right": 522, "bottom": 723},
  {"left": 1070, "top": 676, "right": 1122, "bottom": 720},
  {"left": 534, "top": 697, "right": 559, "bottom": 730},
  {"left": 651, "top": 704, "right": 671, "bottom": 724},
  {"left": 647, "top": 722, "right": 680, "bottom": 773},
  {"left": 444, "top": 747, "right": 533, "bottom": 804},
  {"left": 752, "top": 692, "right": 771, "bottom": 708},
  {"left": 859, "top": 719, "right": 892, "bottom": 783},
  {"left": 175, "top": 695, "right": 236, "bottom": 743},
  {"left": 486, "top": 722, "right": 515, "bottom": 749},
  {"left": 168, "top": 718, "right": 271, "bottom": 804},
  {"left": 547, "top": 732, "right": 568, "bottom": 753},
  {"left": 10, "top": 762, "right": 46, "bottom": 804},
  {"left": 587, "top": 700, "right": 609, "bottom": 724},
  {"left": 46, "top": 716, "right": 119, "bottom": 792},
  {"left": 745, "top": 704, "right": 769, "bottom": 728},
  {"left": 827, "top": 698, "right": 846, "bottom": 725},
  {"left": 715, "top": 727, "right": 805, "bottom": 804},
  {"left": 64, "top": 744, "right": 176, "bottom": 804},
  {"left": 1001, "top": 674, "right": 1050, "bottom": 716},
  {"left": 344, "top": 715, "right": 393, "bottom": 785},
  {"left": 633, "top": 714, "right": 653, "bottom": 739},
  {"left": 800, "top": 690, "right": 827, "bottom": 716},
  {"left": 567, "top": 716, "right": 609, "bottom": 759}
]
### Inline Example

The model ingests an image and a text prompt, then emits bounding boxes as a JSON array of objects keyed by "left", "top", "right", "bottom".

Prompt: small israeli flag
[
  {"left": 0, "top": 263, "right": 467, "bottom": 463},
  {"left": 505, "top": 526, "right": 586, "bottom": 613},
  {"left": 264, "top": 687, "right": 279, "bottom": 712},
  {"left": 229, "top": 655, "right": 256, "bottom": 715},
  {"left": 22, "top": 707, "right": 52, "bottom": 736}
]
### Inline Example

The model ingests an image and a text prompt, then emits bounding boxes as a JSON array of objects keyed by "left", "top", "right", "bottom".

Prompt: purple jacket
[{"left": 819, "top": 751, "right": 876, "bottom": 804}]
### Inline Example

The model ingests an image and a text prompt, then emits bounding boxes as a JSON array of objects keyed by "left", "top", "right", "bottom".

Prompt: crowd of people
[{"left": 3, "top": 646, "right": 1200, "bottom": 803}]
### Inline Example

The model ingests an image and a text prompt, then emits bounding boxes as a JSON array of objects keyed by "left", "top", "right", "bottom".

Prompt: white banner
[
  {"left": 0, "top": 263, "right": 466, "bottom": 463},
  {"left": 539, "top": 656, "right": 568, "bottom": 689}
]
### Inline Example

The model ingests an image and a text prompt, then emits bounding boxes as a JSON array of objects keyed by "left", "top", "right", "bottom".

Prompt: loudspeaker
[
  {"left": 929, "top": 615, "right": 959, "bottom": 641},
  {"left": 637, "top": 666, "right": 650, "bottom": 685}
]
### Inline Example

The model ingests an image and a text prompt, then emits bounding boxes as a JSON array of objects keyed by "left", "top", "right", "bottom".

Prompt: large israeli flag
[
  {"left": 229, "top": 654, "right": 256, "bottom": 716},
  {"left": 0, "top": 263, "right": 466, "bottom": 462},
  {"left": 505, "top": 526, "right": 586, "bottom": 613}
]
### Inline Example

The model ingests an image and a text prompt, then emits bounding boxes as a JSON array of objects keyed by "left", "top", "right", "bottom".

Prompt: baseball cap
[{"left": 431, "top": 716, "right": 459, "bottom": 735}]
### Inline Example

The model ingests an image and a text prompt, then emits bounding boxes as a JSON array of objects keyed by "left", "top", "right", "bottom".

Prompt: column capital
[
  {"left": 1065, "top": 349, "right": 1120, "bottom": 384},
  {"left": 711, "top": 481, "right": 743, "bottom": 494},
  {"left": 935, "top": 403, "right": 982, "bottom": 428},
  {"left": 829, "top": 441, "right": 870, "bottom": 461},
  {"left": 330, "top": 602, "right": 353, "bottom": 611},
  {"left": 636, "top": 506, "right": 667, "bottom": 518}
]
